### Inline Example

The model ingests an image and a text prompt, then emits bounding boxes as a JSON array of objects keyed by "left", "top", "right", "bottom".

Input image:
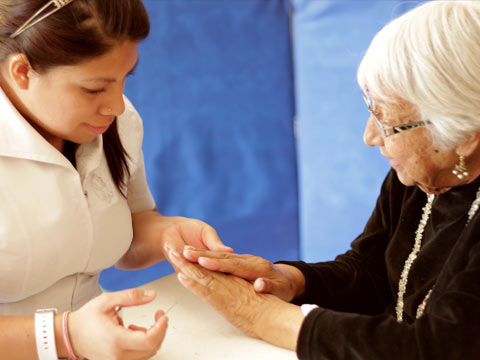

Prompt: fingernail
[
  {"left": 178, "top": 272, "right": 188, "bottom": 282},
  {"left": 169, "top": 249, "right": 181, "bottom": 258},
  {"left": 144, "top": 290, "right": 155, "bottom": 297},
  {"left": 184, "top": 245, "right": 196, "bottom": 250},
  {"left": 255, "top": 279, "right": 265, "bottom": 291}
]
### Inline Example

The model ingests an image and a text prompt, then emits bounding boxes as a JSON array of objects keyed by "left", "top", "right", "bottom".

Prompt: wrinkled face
[
  {"left": 11, "top": 40, "right": 139, "bottom": 151},
  {"left": 363, "top": 95, "right": 458, "bottom": 193}
]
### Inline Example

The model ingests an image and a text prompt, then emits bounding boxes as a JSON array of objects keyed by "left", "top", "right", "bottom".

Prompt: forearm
[
  {"left": 116, "top": 210, "right": 166, "bottom": 270},
  {"left": 0, "top": 315, "right": 68, "bottom": 359},
  {"left": 254, "top": 298, "right": 304, "bottom": 351}
]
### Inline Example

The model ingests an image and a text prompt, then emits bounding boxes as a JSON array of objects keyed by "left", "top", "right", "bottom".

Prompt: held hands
[
  {"left": 68, "top": 289, "right": 168, "bottom": 360},
  {"left": 123, "top": 212, "right": 233, "bottom": 270},
  {"left": 166, "top": 246, "right": 274, "bottom": 338},
  {"left": 182, "top": 247, "right": 305, "bottom": 302},
  {"left": 166, "top": 247, "right": 303, "bottom": 350},
  {"left": 155, "top": 216, "right": 233, "bottom": 269}
]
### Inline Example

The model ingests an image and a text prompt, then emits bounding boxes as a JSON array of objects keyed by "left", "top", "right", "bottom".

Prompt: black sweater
[{"left": 283, "top": 170, "right": 480, "bottom": 359}]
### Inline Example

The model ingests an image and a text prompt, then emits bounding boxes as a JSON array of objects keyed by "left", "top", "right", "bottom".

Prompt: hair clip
[{"left": 10, "top": 0, "right": 76, "bottom": 39}]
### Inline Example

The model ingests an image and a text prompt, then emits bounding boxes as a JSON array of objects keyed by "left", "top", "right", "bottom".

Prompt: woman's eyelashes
[{"left": 83, "top": 87, "right": 106, "bottom": 94}]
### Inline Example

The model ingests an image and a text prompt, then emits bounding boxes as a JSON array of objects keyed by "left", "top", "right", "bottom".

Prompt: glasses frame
[{"left": 362, "top": 91, "right": 431, "bottom": 138}]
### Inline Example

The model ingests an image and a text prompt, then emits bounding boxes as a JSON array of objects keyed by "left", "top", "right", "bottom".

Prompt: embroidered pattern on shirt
[{"left": 89, "top": 174, "right": 114, "bottom": 203}]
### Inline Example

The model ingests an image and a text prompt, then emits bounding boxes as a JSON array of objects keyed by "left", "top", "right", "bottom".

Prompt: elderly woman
[{"left": 167, "top": 1, "right": 480, "bottom": 358}]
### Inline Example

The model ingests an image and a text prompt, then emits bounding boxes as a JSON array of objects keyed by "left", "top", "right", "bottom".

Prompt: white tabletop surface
[{"left": 121, "top": 273, "right": 297, "bottom": 360}]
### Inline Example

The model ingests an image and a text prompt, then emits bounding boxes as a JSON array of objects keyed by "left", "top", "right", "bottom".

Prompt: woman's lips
[{"left": 85, "top": 122, "right": 113, "bottom": 135}]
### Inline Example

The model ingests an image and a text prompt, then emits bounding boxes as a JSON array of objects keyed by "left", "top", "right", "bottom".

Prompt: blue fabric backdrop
[{"left": 100, "top": 0, "right": 298, "bottom": 290}]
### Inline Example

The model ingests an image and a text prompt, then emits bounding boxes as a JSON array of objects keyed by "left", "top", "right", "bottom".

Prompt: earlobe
[
  {"left": 456, "top": 133, "right": 480, "bottom": 157},
  {"left": 8, "top": 54, "right": 32, "bottom": 90}
]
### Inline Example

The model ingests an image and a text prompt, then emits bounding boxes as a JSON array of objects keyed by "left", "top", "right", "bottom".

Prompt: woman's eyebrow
[{"left": 81, "top": 59, "right": 139, "bottom": 83}]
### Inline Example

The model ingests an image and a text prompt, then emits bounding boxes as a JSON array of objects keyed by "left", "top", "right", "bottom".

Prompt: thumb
[
  {"left": 101, "top": 288, "right": 157, "bottom": 312},
  {"left": 253, "top": 278, "right": 274, "bottom": 294},
  {"left": 202, "top": 227, "right": 234, "bottom": 252}
]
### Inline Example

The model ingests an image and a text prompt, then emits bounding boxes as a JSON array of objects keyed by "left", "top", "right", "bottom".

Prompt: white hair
[{"left": 357, "top": 1, "right": 480, "bottom": 149}]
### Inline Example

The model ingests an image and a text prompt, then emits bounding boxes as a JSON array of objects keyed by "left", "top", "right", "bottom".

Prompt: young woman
[{"left": 0, "top": 1, "right": 231, "bottom": 359}]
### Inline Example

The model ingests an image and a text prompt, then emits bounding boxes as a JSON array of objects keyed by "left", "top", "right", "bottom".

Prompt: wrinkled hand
[
  {"left": 168, "top": 248, "right": 303, "bottom": 350},
  {"left": 182, "top": 247, "right": 304, "bottom": 302},
  {"left": 168, "top": 248, "right": 275, "bottom": 338},
  {"left": 69, "top": 289, "right": 168, "bottom": 360}
]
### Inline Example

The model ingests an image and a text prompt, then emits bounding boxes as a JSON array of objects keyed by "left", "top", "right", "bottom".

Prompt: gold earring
[{"left": 452, "top": 155, "right": 469, "bottom": 179}]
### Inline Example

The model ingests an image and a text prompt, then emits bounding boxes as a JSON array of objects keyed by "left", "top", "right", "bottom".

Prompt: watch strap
[{"left": 35, "top": 308, "right": 59, "bottom": 360}]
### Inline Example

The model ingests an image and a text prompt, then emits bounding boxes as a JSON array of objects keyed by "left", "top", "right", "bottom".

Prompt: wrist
[
  {"left": 274, "top": 264, "right": 306, "bottom": 299},
  {"left": 254, "top": 297, "right": 303, "bottom": 350}
]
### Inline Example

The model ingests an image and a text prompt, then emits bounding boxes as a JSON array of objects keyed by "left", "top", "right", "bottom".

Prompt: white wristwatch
[{"left": 35, "top": 308, "right": 59, "bottom": 360}]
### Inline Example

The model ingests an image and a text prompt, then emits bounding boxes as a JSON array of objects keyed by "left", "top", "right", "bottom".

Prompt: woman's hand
[
  {"left": 168, "top": 248, "right": 304, "bottom": 350},
  {"left": 68, "top": 288, "right": 168, "bottom": 360},
  {"left": 118, "top": 211, "right": 233, "bottom": 270},
  {"left": 182, "top": 247, "right": 305, "bottom": 302},
  {"left": 156, "top": 215, "right": 232, "bottom": 254}
]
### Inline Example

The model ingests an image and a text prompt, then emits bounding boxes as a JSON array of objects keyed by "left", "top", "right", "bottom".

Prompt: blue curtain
[{"left": 100, "top": 0, "right": 298, "bottom": 290}]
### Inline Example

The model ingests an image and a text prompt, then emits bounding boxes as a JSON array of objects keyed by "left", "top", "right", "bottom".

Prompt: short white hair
[{"left": 357, "top": 1, "right": 480, "bottom": 149}]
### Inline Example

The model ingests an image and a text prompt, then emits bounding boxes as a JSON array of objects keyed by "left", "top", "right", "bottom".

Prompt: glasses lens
[
  {"left": 373, "top": 115, "right": 387, "bottom": 137},
  {"left": 363, "top": 90, "right": 374, "bottom": 111}
]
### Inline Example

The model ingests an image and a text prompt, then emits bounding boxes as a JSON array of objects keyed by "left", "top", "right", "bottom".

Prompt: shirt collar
[{"left": 0, "top": 86, "right": 103, "bottom": 173}]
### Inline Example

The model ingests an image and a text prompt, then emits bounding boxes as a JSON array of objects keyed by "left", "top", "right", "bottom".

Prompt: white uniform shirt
[{"left": 0, "top": 88, "right": 156, "bottom": 315}]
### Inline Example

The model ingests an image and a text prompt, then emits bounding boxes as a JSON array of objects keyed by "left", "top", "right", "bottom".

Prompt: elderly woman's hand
[
  {"left": 182, "top": 246, "right": 306, "bottom": 302},
  {"left": 168, "top": 247, "right": 304, "bottom": 350}
]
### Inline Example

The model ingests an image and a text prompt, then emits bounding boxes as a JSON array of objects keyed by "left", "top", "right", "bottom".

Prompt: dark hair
[{"left": 0, "top": 0, "right": 150, "bottom": 194}]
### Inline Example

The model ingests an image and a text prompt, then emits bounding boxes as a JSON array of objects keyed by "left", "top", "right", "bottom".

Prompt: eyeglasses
[{"left": 362, "top": 91, "right": 431, "bottom": 138}]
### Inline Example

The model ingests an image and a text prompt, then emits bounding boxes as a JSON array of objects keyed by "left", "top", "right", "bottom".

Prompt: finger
[
  {"left": 196, "top": 255, "right": 266, "bottom": 281},
  {"left": 200, "top": 226, "right": 234, "bottom": 252},
  {"left": 145, "top": 315, "right": 168, "bottom": 350},
  {"left": 100, "top": 289, "right": 157, "bottom": 312},
  {"left": 169, "top": 249, "right": 213, "bottom": 287},
  {"left": 253, "top": 278, "right": 271, "bottom": 293},
  {"left": 117, "top": 314, "right": 125, "bottom": 327},
  {"left": 115, "top": 315, "right": 168, "bottom": 351},
  {"left": 154, "top": 310, "right": 165, "bottom": 322},
  {"left": 177, "top": 272, "right": 212, "bottom": 299},
  {"left": 128, "top": 324, "right": 148, "bottom": 332},
  {"left": 183, "top": 247, "right": 242, "bottom": 263}
]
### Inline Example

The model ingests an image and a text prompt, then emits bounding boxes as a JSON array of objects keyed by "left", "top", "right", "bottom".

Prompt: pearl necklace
[{"left": 396, "top": 186, "right": 480, "bottom": 322}]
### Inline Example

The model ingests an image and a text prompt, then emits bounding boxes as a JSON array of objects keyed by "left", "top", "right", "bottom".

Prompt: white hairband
[{"left": 10, "top": 0, "right": 76, "bottom": 39}]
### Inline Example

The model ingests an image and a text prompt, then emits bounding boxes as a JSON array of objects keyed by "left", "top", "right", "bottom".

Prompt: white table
[{"left": 121, "top": 274, "right": 297, "bottom": 360}]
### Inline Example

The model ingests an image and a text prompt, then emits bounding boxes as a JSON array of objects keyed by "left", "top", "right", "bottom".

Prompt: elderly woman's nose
[{"left": 363, "top": 116, "right": 384, "bottom": 147}]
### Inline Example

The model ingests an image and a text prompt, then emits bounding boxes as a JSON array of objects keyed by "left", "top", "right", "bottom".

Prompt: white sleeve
[
  {"left": 117, "top": 95, "right": 156, "bottom": 213},
  {"left": 127, "top": 151, "right": 156, "bottom": 213}
]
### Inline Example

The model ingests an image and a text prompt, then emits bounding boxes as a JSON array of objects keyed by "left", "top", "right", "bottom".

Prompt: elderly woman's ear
[{"left": 455, "top": 133, "right": 480, "bottom": 158}]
